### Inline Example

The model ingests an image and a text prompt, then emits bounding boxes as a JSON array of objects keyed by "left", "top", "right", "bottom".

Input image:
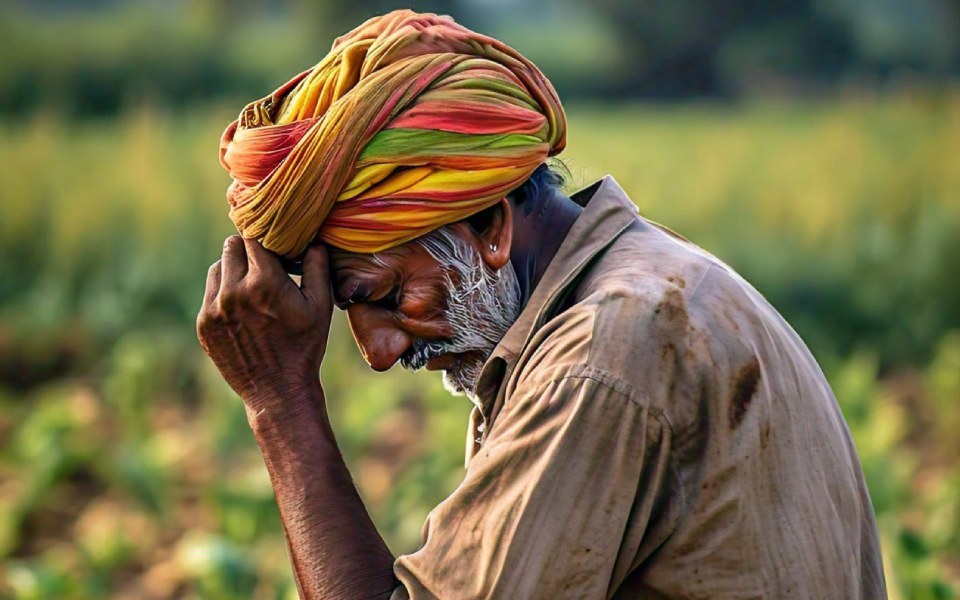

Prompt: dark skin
[{"left": 197, "top": 193, "right": 582, "bottom": 599}]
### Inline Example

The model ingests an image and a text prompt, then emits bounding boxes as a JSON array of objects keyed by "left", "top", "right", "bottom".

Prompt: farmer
[{"left": 198, "top": 10, "right": 886, "bottom": 599}]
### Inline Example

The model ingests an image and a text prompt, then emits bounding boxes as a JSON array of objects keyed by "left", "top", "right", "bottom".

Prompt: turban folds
[{"left": 219, "top": 9, "right": 566, "bottom": 257}]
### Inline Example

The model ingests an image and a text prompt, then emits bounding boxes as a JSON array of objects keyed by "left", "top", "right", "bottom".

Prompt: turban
[{"left": 219, "top": 9, "right": 566, "bottom": 257}]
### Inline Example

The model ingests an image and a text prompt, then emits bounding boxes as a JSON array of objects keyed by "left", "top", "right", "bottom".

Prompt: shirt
[{"left": 390, "top": 176, "right": 887, "bottom": 599}]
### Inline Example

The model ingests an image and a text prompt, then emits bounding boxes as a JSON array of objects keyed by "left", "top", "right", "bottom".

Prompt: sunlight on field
[{"left": 0, "top": 95, "right": 958, "bottom": 599}]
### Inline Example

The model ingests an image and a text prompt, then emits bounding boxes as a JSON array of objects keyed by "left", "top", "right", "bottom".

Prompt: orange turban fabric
[{"left": 219, "top": 9, "right": 566, "bottom": 257}]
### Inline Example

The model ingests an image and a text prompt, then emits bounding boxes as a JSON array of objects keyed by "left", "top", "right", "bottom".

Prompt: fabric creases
[{"left": 219, "top": 9, "right": 566, "bottom": 257}]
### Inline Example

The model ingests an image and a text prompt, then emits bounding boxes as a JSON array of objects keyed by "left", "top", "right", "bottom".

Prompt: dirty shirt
[{"left": 390, "top": 176, "right": 886, "bottom": 599}]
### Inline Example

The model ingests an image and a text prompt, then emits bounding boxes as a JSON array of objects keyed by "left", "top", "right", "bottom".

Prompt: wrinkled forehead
[{"left": 329, "top": 242, "right": 415, "bottom": 276}]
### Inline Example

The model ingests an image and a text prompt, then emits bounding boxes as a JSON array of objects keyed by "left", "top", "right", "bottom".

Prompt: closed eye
[
  {"left": 333, "top": 283, "right": 366, "bottom": 310},
  {"left": 372, "top": 285, "right": 401, "bottom": 311}
]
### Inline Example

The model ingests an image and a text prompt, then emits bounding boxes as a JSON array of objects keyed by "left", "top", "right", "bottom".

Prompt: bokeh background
[{"left": 1, "top": 1, "right": 958, "bottom": 598}]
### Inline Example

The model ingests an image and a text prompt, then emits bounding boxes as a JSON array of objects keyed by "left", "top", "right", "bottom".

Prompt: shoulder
[
  {"left": 514, "top": 276, "right": 701, "bottom": 415},
  {"left": 513, "top": 226, "right": 769, "bottom": 424}
]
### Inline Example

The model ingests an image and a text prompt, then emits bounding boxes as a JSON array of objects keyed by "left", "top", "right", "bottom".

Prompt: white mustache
[{"left": 400, "top": 337, "right": 452, "bottom": 371}]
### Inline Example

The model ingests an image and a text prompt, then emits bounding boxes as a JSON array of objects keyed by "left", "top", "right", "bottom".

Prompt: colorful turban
[{"left": 219, "top": 9, "right": 566, "bottom": 257}]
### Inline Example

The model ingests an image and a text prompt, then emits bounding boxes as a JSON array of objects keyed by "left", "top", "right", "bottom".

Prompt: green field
[{"left": 1, "top": 95, "right": 958, "bottom": 599}]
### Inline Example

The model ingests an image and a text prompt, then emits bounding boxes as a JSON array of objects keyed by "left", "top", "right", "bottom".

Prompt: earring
[{"left": 490, "top": 243, "right": 498, "bottom": 252}]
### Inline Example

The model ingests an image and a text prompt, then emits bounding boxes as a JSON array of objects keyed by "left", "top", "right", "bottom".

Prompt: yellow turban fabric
[{"left": 219, "top": 9, "right": 566, "bottom": 257}]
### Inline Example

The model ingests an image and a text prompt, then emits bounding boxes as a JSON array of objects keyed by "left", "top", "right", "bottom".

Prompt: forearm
[{"left": 247, "top": 382, "right": 398, "bottom": 600}]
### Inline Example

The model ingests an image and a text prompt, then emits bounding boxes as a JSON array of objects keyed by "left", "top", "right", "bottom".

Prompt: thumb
[{"left": 300, "top": 244, "right": 331, "bottom": 304}]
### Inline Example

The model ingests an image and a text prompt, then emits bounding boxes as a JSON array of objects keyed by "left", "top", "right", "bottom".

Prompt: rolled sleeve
[{"left": 391, "top": 365, "right": 678, "bottom": 600}]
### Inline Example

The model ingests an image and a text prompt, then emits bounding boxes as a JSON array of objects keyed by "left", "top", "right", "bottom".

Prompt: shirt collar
[{"left": 472, "top": 175, "right": 639, "bottom": 408}]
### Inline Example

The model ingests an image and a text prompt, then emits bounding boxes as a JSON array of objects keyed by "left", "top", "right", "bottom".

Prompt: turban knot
[{"left": 219, "top": 9, "right": 567, "bottom": 257}]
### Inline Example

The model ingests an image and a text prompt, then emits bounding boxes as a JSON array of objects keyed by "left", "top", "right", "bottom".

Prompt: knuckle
[
  {"left": 196, "top": 311, "right": 215, "bottom": 343},
  {"left": 216, "top": 283, "right": 246, "bottom": 313},
  {"left": 222, "top": 235, "right": 241, "bottom": 254},
  {"left": 196, "top": 321, "right": 209, "bottom": 344},
  {"left": 218, "top": 289, "right": 238, "bottom": 312},
  {"left": 197, "top": 306, "right": 222, "bottom": 329}
]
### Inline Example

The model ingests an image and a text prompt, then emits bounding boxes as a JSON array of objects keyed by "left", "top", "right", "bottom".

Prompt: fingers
[
  {"left": 197, "top": 259, "right": 222, "bottom": 351},
  {"left": 203, "top": 260, "right": 222, "bottom": 307},
  {"left": 300, "top": 244, "right": 331, "bottom": 303},
  {"left": 221, "top": 235, "right": 248, "bottom": 286},
  {"left": 242, "top": 237, "right": 287, "bottom": 281}
]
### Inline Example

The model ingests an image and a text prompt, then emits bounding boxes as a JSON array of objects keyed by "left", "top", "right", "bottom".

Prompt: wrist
[
  {"left": 246, "top": 382, "right": 344, "bottom": 481},
  {"left": 243, "top": 371, "right": 321, "bottom": 409},
  {"left": 244, "top": 378, "right": 327, "bottom": 433}
]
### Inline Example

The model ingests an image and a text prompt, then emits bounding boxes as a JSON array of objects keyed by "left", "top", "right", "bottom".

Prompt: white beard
[{"left": 399, "top": 227, "right": 522, "bottom": 401}]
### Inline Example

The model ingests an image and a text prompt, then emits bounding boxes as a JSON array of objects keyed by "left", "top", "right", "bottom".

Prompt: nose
[{"left": 346, "top": 306, "right": 413, "bottom": 371}]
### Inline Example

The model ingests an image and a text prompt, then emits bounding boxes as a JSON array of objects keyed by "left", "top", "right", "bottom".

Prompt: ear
[{"left": 476, "top": 198, "right": 513, "bottom": 271}]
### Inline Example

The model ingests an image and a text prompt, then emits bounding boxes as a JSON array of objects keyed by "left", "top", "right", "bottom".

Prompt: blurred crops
[{"left": 1, "top": 95, "right": 958, "bottom": 599}]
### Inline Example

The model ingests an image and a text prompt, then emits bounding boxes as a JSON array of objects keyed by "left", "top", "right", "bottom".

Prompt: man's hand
[
  {"left": 197, "top": 235, "right": 332, "bottom": 412},
  {"left": 195, "top": 236, "right": 397, "bottom": 599}
]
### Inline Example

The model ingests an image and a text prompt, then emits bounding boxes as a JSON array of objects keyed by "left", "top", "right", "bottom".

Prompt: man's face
[{"left": 330, "top": 224, "right": 521, "bottom": 399}]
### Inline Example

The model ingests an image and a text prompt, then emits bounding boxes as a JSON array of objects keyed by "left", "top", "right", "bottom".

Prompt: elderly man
[{"left": 198, "top": 10, "right": 886, "bottom": 600}]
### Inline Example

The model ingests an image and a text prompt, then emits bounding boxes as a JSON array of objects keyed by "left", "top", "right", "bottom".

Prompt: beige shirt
[{"left": 391, "top": 176, "right": 886, "bottom": 599}]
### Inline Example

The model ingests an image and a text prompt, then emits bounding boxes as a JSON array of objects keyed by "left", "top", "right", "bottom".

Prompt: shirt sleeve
[{"left": 390, "top": 364, "right": 679, "bottom": 600}]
